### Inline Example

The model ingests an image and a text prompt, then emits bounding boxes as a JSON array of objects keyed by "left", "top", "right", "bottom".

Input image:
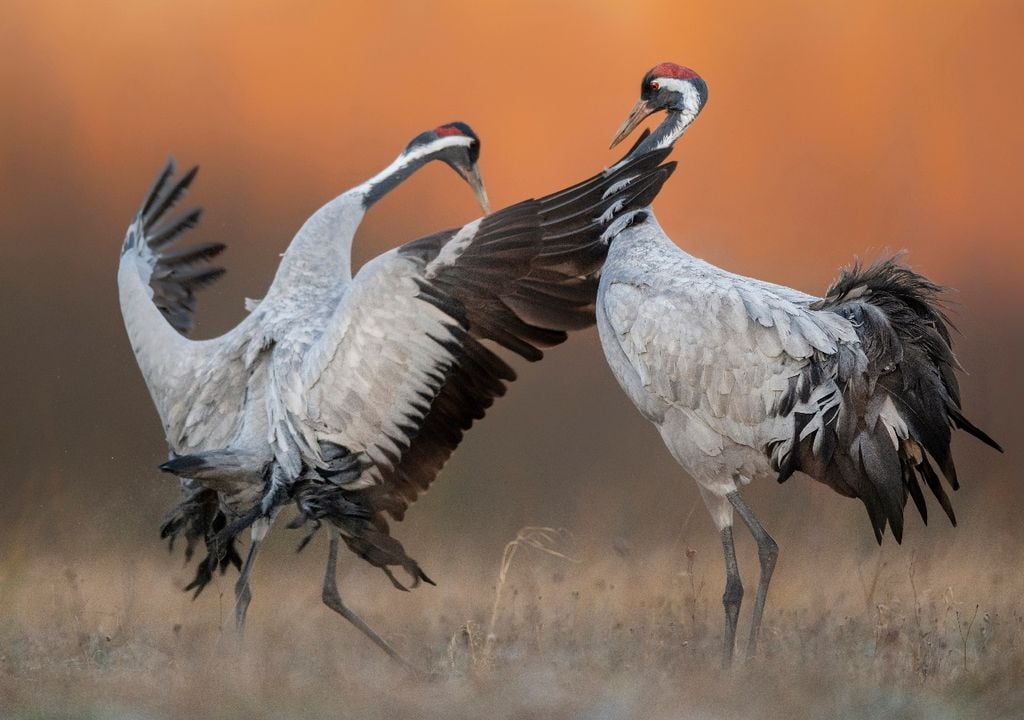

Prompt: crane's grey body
[
  {"left": 597, "top": 216, "right": 857, "bottom": 528},
  {"left": 602, "top": 62, "right": 1001, "bottom": 665}
]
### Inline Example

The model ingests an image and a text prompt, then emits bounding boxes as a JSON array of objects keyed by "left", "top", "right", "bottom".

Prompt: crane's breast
[{"left": 597, "top": 281, "right": 672, "bottom": 423}]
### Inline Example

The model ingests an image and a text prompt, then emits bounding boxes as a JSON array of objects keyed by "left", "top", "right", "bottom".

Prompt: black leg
[
  {"left": 728, "top": 491, "right": 778, "bottom": 659},
  {"left": 233, "top": 514, "right": 276, "bottom": 634},
  {"left": 720, "top": 524, "right": 743, "bottom": 668},
  {"left": 322, "top": 531, "right": 417, "bottom": 674},
  {"left": 234, "top": 536, "right": 261, "bottom": 632}
]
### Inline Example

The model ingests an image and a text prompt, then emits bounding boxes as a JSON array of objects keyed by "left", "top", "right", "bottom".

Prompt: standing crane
[
  {"left": 597, "top": 63, "right": 1002, "bottom": 665},
  {"left": 120, "top": 123, "right": 675, "bottom": 666}
]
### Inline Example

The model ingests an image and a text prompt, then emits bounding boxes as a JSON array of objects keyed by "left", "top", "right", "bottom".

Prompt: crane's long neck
[
  {"left": 262, "top": 149, "right": 431, "bottom": 309},
  {"left": 361, "top": 148, "right": 436, "bottom": 209},
  {"left": 632, "top": 110, "right": 692, "bottom": 156}
]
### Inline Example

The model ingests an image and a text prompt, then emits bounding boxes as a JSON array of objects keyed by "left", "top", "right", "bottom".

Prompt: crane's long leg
[
  {"left": 728, "top": 491, "right": 778, "bottom": 659},
  {"left": 720, "top": 524, "right": 743, "bottom": 668},
  {"left": 234, "top": 516, "right": 273, "bottom": 632},
  {"left": 234, "top": 538, "right": 260, "bottom": 631},
  {"left": 322, "top": 530, "right": 416, "bottom": 673}
]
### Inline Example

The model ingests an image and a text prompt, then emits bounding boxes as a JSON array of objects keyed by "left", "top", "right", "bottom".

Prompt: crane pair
[{"left": 118, "top": 63, "right": 1000, "bottom": 670}]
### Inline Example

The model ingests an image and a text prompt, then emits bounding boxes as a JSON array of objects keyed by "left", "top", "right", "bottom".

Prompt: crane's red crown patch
[
  {"left": 649, "top": 63, "right": 700, "bottom": 81},
  {"left": 435, "top": 124, "right": 469, "bottom": 137}
]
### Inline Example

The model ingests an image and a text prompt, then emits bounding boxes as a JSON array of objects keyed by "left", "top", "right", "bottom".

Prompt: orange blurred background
[{"left": 0, "top": 1, "right": 1019, "bottom": 580}]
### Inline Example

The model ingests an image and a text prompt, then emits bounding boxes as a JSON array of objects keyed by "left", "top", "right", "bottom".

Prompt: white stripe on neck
[
  {"left": 400, "top": 134, "right": 473, "bottom": 166},
  {"left": 651, "top": 78, "right": 701, "bottom": 150},
  {"left": 358, "top": 134, "right": 473, "bottom": 197}
]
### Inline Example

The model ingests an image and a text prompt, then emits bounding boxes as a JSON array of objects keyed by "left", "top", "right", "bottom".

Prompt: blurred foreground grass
[{"left": 1, "top": 528, "right": 1022, "bottom": 720}]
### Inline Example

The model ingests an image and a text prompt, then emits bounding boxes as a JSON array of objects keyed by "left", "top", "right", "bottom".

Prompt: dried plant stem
[
  {"left": 483, "top": 527, "right": 578, "bottom": 663},
  {"left": 857, "top": 552, "right": 885, "bottom": 613},
  {"left": 446, "top": 623, "right": 477, "bottom": 673},
  {"left": 670, "top": 501, "right": 699, "bottom": 556},
  {"left": 908, "top": 555, "right": 924, "bottom": 636},
  {"left": 957, "top": 604, "right": 980, "bottom": 672}
]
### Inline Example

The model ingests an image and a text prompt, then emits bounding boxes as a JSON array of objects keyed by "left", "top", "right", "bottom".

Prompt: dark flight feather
[
  {"left": 370, "top": 149, "right": 676, "bottom": 522},
  {"left": 124, "top": 159, "right": 227, "bottom": 335}
]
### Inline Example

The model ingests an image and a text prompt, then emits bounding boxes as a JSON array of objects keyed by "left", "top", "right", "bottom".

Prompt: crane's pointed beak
[
  {"left": 609, "top": 99, "right": 655, "bottom": 149},
  {"left": 462, "top": 164, "right": 491, "bottom": 215}
]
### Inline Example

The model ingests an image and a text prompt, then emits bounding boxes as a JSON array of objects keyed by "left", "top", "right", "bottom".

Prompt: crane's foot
[
  {"left": 322, "top": 532, "right": 420, "bottom": 676},
  {"left": 322, "top": 582, "right": 419, "bottom": 676}
]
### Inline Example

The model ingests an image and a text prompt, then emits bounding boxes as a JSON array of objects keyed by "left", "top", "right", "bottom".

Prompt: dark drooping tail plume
[
  {"left": 159, "top": 485, "right": 243, "bottom": 598},
  {"left": 775, "top": 256, "right": 1002, "bottom": 542}
]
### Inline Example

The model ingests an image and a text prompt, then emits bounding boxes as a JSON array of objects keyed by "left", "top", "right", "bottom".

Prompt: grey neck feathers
[{"left": 264, "top": 148, "right": 435, "bottom": 303}]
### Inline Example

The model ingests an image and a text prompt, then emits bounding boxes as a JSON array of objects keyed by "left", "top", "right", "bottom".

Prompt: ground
[{"left": 2, "top": 525, "right": 1021, "bottom": 720}]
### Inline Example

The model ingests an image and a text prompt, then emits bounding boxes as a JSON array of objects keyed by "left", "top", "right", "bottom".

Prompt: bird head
[
  {"left": 609, "top": 63, "right": 708, "bottom": 149},
  {"left": 404, "top": 122, "right": 490, "bottom": 213}
]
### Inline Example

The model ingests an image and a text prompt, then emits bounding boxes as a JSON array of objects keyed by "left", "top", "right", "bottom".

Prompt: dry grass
[{"left": 1, "top": 528, "right": 1022, "bottom": 720}]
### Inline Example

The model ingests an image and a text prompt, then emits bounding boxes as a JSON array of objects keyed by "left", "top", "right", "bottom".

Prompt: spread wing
[
  {"left": 297, "top": 149, "right": 676, "bottom": 522},
  {"left": 118, "top": 159, "right": 253, "bottom": 451},
  {"left": 119, "top": 159, "right": 225, "bottom": 334}
]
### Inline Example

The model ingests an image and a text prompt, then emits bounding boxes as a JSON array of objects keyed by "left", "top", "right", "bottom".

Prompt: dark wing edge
[
  {"left": 378, "top": 149, "right": 677, "bottom": 519},
  {"left": 122, "top": 158, "right": 225, "bottom": 335},
  {"left": 773, "top": 256, "right": 1002, "bottom": 544}
]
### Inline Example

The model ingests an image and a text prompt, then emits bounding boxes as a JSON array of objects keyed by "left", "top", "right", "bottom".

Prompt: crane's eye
[{"left": 650, "top": 81, "right": 660, "bottom": 91}]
